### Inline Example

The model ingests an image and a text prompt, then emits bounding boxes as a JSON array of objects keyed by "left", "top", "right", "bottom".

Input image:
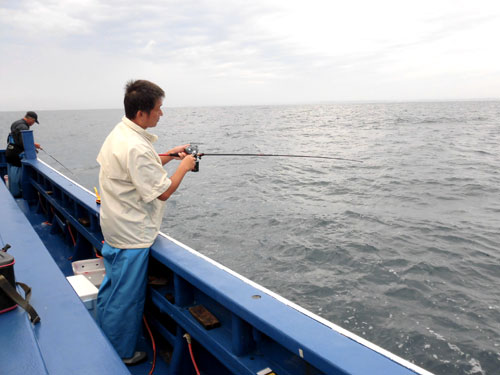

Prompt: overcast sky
[{"left": 1, "top": 0, "right": 500, "bottom": 110}]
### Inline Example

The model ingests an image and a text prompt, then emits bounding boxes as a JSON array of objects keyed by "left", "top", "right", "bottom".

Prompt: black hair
[{"left": 124, "top": 80, "right": 165, "bottom": 120}]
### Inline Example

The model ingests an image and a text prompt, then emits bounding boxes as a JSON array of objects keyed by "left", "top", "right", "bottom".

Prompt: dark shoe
[{"left": 122, "top": 351, "right": 147, "bottom": 366}]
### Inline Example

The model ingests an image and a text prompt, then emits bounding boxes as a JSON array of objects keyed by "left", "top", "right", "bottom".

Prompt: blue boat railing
[
  {"left": 0, "top": 150, "right": 7, "bottom": 181},
  {"left": 1, "top": 130, "right": 434, "bottom": 375}
]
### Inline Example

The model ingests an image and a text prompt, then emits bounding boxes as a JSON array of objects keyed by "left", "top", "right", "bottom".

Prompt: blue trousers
[
  {"left": 7, "top": 164, "right": 22, "bottom": 198},
  {"left": 96, "top": 243, "right": 150, "bottom": 358}
]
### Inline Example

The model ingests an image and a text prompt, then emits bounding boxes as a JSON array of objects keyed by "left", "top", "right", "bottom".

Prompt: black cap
[{"left": 26, "top": 111, "right": 39, "bottom": 124}]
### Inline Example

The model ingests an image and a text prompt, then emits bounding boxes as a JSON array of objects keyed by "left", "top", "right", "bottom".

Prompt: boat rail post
[
  {"left": 20, "top": 130, "right": 37, "bottom": 201},
  {"left": 21, "top": 130, "right": 37, "bottom": 161}
]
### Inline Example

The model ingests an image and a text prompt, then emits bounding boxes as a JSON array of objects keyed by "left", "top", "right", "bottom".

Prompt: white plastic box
[
  {"left": 71, "top": 258, "right": 106, "bottom": 287},
  {"left": 66, "top": 274, "right": 99, "bottom": 318}
]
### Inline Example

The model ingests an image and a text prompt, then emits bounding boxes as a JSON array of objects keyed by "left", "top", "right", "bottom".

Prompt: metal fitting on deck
[{"left": 183, "top": 333, "right": 192, "bottom": 344}]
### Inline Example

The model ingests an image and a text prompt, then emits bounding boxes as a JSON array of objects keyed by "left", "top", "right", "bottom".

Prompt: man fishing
[
  {"left": 96, "top": 79, "right": 196, "bottom": 365},
  {"left": 5, "top": 111, "right": 41, "bottom": 197}
]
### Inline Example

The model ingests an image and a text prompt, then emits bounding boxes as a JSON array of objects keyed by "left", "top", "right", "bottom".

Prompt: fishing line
[{"left": 39, "top": 148, "right": 74, "bottom": 175}]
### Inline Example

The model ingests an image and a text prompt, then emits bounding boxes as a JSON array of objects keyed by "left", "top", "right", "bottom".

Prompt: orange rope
[
  {"left": 94, "top": 247, "right": 103, "bottom": 258},
  {"left": 188, "top": 342, "right": 201, "bottom": 375},
  {"left": 143, "top": 316, "right": 156, "bottom": 375},
  {"left": 66, "top": 221, "right": 76, "bottom": 247},
  {"left": 184, "top": 333, "right": 201, "bottom": 375}
]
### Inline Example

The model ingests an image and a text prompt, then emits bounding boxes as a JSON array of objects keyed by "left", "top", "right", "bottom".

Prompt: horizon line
[{"left": 1, "top": 98, "right": 499, "bottom": 112}]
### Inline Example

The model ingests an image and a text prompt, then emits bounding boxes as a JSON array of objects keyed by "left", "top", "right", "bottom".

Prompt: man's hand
[
  {"left": 166, "top": 144, "right": 190, "bottom": 159},
  {"left": 157, "top": 154, "right": 197, "bottom": 201},
  {"left": 180, "top": 154, "right": 196, "bottom": 172},
  {"left": 159, "top": 144, "right": 191, "bottom": 165}
]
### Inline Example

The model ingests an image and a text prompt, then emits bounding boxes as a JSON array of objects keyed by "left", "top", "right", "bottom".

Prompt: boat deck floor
[
  {"left": 19, "top": 197, "right": 172, "bottom": 375},
  {"left": 0, "top": 181, "right": 168, "bottom": 375}
]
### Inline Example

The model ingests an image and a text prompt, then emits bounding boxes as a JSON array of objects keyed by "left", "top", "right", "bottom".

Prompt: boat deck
[{"left": 0, "top": 180, "right": 130, "bottom": 375}]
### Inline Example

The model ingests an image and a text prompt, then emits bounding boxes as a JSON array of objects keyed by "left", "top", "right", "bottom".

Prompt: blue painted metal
[
  {"left": 0, "top": 149, "right": 7, "bottom": 180},
  {"left": 20, "top": 130, "right": 37, "bottom": 160},
  {"left": 0, "top": 130, "right": 434, "bottom": 375}
]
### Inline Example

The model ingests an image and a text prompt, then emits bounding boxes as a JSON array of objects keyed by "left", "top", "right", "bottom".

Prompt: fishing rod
[
  {"left": 39, "top": 148, "right": 74, "bottom": 175},
  {"left": 159, "top": 145, "right": 362, "bottom": 172},
  {"left": 198, "top": 153, "right": 360, "bottom": 161}
]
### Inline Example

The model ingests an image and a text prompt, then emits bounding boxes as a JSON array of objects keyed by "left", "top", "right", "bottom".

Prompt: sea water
[{"left": 2, "top": 101, "right": 499, "bottom": 374}]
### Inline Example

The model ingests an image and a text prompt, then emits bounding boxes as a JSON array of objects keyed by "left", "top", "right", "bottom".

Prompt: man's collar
[{"left": 122, "top": 116, "right": 158, "bottom": 143}]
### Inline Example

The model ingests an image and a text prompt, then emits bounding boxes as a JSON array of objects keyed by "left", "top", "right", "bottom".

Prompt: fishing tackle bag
[
  {"left": 5, "top": 134, "right": 24, "bottom": 167},
  {"left": 5, "top": 143, "right": 23, "bottom": 167},
  {"left": 0, "top": 249, "right": 40, "bottom": 324}
]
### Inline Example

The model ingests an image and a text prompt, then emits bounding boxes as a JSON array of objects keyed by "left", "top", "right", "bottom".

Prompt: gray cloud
[{"left": 1, "top": 0, "right": 500, "bottom": 109}]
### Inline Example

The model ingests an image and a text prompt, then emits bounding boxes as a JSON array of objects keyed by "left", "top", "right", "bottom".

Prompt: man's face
[
  {"left": 26, "top": 117, "right": 36, "bottom": 126},
  {"left": 141, "top": 99, "right": 163, "bottom": 128}
]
